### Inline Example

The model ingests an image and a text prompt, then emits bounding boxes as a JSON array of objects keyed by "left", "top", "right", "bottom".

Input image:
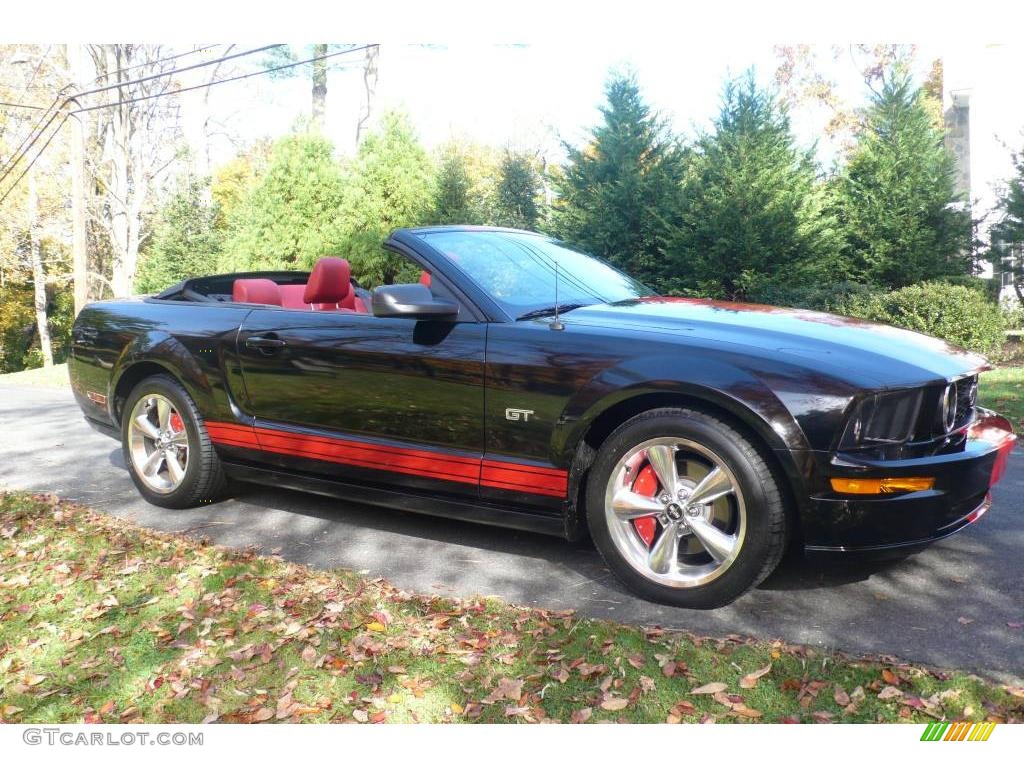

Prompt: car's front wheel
[
  {"left": 585, "top": 407, "right": 787, "bottom": 609},
  {"left": 121, "top": 374, "right": 227, "bottom": 508}
]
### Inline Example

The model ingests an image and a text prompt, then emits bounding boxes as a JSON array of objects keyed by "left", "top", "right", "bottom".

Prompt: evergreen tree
[
  {"left": 838, "top": 72, "right": 971, "bottom": 288},
  {"left": 337, "top": 112, "right": 436, "bottom": 285},
  {"left": 136, "top": 174, "right": 223, "bottom": 293},
  {"left": 432, "top": 150, "right": 474, "bottom": 224},
  {"left": 494, "top": 151, "right": 541, "bottom": 230},
  {"left": 990, "top": 145, "right": 1024, "bottom": 305},
  {"left": 553, "top": 74, "right": 685, "bottom": 285},
  {"left": 666, "top": 72, "right": 843, "bottom": 300},
  {"left": 221, "top": 134, "right": 346, "bottom": 272}
]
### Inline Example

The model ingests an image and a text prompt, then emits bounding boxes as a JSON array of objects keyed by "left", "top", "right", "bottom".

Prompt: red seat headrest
[
  {"left": 419, "top": 271, "right": 431, "bottom": 288},
  {"left": 303, "top": 257, "right": 352, "bottom": 305},
  {"left": 233, "top": 278, "right": 281, "bottom": 305}
]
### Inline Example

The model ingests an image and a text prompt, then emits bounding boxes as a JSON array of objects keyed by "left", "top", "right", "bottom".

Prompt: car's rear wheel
[
  {"left": 585, "top": 407, "right": 787, "bottom": 608},
  {"left": 121, "top": 374, "right": 227, "bottom": 508}
]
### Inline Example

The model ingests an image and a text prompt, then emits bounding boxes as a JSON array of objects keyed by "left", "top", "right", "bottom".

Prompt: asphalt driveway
[{"left": 1, "top": 383, "right": 1021, "bottom": 681}]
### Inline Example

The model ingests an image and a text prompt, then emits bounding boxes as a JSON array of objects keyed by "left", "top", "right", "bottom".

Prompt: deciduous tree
[
  {"left": 0, "top": 44, "right": 71, "bottom": 367},
  {"left": 264, "top": 44, "right": 372, "bottom": 134},
  {"left": 87, "top": 44, "right": 184, "bottom": 296}
]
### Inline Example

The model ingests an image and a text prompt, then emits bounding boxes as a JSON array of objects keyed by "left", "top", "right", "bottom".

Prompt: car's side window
[
  {"left": 359, "top": 250, "right": 432, "bottom": 294},
  {"left": 361, "top": 248, "right": 480, "bottom": 321}
]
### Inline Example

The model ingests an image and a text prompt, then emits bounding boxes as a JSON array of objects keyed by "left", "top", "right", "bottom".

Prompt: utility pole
[
  {"left": 67, "top": 43, "right": 89, "bottom": 315},
  {"left": 27, "top": 168, "right": 54, "bottom": 368}
]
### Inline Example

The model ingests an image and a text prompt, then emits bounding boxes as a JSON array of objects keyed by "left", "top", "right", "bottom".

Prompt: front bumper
[{"left": 802, "top": 409, "right": 1017, "bottom": 552}]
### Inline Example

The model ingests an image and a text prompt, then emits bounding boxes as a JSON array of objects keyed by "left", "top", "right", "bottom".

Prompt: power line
[
  {"left": 85, "top": 44, "right": 220, "bottom": 86},
  {"left": 0, "top": 91, "right": 69, "bottom": 179},
  {"left": 0, "top": 43, "right": 376, "bottom": 207},
  {"left": 0, "top": 100, "right": 48, "bottom": 110},
  {"left": 0, "top": 43, "right": 285, "bottom": 184},
  {"left": 75, "top": 44, "right": 284, "bottom": 102},
  {"left": 1, "top": 45, "right": 219, "bottom": 91},
  {"left": 0, "top": 109, "right": 66, "bottom": 206},
  {"left": 0, "top": 46, "right": 218, "bottom": 176},
  {"left": 71, "top": 44, "right": 373, "bottom": 115}
]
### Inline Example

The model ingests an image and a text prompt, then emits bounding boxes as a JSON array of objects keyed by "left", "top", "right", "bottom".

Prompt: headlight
[
  {"left": 939, "top": 381, "right": 958, "bottom": 433},
  {"left": 936, "top": 375, "right": 978, "bottom": 434},
  {"left": 839, "top": 389, "right": 923, "bottom": 449}
]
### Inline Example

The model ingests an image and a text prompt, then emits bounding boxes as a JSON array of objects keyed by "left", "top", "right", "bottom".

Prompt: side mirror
[{"left": 371, "top": 284, "right": 459, "bottom": 320}]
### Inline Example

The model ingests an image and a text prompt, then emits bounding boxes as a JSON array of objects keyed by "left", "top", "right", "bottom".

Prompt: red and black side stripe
[
  {"left": 480, "top": 460, "right": 569, "bottom": 497},
  {"left": 205, "top": 421, "right": 568, "bottom": 498}
]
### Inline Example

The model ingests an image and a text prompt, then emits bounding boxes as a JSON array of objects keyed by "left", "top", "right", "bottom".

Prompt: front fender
[{"left": 555, "top": 355, "right": 810, "bottom": 463}]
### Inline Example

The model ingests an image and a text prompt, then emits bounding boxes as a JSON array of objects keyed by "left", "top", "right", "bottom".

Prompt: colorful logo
[{"left": 921, "top": 721, "right": 996, "bottom": 741}]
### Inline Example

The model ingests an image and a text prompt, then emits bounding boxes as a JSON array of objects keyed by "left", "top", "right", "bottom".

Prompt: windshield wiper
[{"left": 516, "top": 303, "right": 589, "bottom": 321}]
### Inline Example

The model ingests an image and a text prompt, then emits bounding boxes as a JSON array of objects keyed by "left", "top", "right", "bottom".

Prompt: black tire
[
  {"left": 121, "top": 374, "right": 227, "bottom": 509},
  {"left": 585, "top": 407, "right": 787, "bottom": 609}
]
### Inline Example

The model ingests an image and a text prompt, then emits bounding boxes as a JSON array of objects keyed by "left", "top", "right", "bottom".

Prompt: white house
[{"left": 942, "top": 44, "right": 1024, "bottom": 303}]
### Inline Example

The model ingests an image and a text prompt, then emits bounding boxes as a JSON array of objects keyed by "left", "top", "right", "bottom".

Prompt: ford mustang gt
[{"left": 69, "top": 226, "right": 1017, "bottom": 608}]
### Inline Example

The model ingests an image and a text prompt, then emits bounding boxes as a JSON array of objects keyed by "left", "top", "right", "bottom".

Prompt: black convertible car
[{"left": 69, "top": 226, "right": 1017, "bottom": 608}]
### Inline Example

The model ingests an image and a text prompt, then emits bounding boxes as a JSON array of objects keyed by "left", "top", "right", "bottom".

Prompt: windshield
[{"left": 415, "top": 230, "right": 650, "bottom": 318}]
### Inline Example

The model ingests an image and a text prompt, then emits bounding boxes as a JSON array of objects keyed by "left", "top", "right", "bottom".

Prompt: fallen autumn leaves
[{"left": 0, "top": 490, "right": 1022, "bottom": 725}]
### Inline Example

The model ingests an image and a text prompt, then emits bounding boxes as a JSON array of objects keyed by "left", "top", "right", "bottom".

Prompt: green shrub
[
  {"left": 1002, "top": 302, "right": 1024, "bottom": 331},
  {"left": 0, "top": 282, "right": 74, "bottom": 373},
  {"left": 844, "top": 281, "right": 1006, "bottom": 357},
  {"left": 0, "top": 284, "right": 35, "bottom": 373},
  {"left": 940, "top": 274, "right": 1001, "bottom": 303},
  {"left": 748, "top": 281, "right": 878, "bottom": 314}
]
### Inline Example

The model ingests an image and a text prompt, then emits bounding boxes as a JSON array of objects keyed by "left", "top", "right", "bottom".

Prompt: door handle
[{"left": 245, "top": 335, "right": 286, "bottom": 352}]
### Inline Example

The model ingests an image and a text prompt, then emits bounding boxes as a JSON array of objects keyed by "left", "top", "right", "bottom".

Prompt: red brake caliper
[
  {"left": 169, "top": 412, "right": 184, "bottom": 433},
  {"left": 631, "top": 463, "right": 659, "bottom": 548}
]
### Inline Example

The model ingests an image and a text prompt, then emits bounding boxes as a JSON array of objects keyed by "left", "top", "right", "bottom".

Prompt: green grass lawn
[
  {"left": 0, "top": 491, "right": 1021, "bottom": 725},
  {"left": 980, "top": 366, "right": 1024, "bottom": 431},
  {"left": 0, "top": 362, "right": 69, "bottom": 388}
]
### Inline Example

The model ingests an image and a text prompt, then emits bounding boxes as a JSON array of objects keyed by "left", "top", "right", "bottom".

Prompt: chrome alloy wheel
[
  {"left": 603, "top": 438, "right": 746, "bottom": 588},
  {"left": 127, "top": 394, "right": 189, "bottom": 494}
]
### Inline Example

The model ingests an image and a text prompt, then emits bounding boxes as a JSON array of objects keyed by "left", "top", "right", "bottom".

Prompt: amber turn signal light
[{"left": 830, "top": 477, "right": 935, "bottom": 494}]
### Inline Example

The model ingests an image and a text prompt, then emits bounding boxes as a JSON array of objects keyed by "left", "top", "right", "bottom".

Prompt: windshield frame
[{"left": 405, "top": 227, "right": 652, "bottom": 322}]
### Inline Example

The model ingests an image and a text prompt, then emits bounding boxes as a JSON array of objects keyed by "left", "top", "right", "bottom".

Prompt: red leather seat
[
  {"left": 235, "top": 260, "right": 368, "bottom": 313},
  {"left": 304, "top": 257, "right": 353, "bottom": 311},
  {"left": 280, "top": 284, "right": 311, "bottom": 309},
  {"left": 233, "top": 278, "right": 281, "bottom": 305},
  {"left": 349, "top": 294, "right": 368, "bottom": 313}
]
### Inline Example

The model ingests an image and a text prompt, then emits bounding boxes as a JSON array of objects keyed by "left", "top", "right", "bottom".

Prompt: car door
[{"left": 235, "top": 307, "right": 486, "bottom": 500}]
